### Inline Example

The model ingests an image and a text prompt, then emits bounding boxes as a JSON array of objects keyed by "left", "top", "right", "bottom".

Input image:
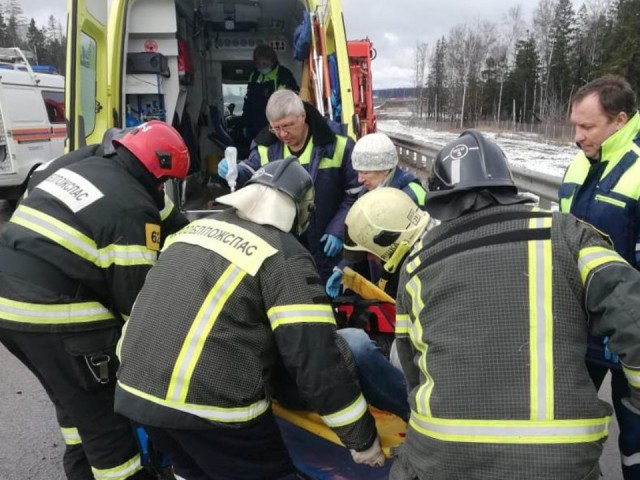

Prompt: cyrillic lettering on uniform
[
  {"left": 36, "top": 168, "right": 104, "bottom": 212},
  {"left": 164, "top": 219, "right": 277, "bottom": 276}
]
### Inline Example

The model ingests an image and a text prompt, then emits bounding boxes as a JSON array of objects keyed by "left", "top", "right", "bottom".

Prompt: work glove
[
  {"left": 325, "top": 269, "right": 343, "bottom": 298},
  {"left": 350, "top": 437, "right": 385, "bottom": 467},
  {"left": 320, "top": 233, "right": 343, "bottom": 257},
  {"left": 217, "top": 157, "right": 229, "bottom": 179},
  {"left": 603, "top": 336, "right": 620, "bottom": 364}
]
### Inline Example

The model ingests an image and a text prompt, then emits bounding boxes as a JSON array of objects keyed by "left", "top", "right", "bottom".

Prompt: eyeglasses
[{"left": 269, "top": 118, "right": 299, "bottom": 134}]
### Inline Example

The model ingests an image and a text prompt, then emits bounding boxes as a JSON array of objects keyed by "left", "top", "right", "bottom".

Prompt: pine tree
[
  {"left": 26, "top": 19, "right": 45, "bottom": 64},
  {"left": 547, "top": 0, "right": 575, "bottom": 118},
  {"left": 507, "top": 36, "right": 540, "bottom": 123}
]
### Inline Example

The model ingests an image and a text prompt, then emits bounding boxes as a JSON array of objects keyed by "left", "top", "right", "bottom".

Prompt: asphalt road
[{"left": 0, "top": 199, "right": 625, "bottom": 480}]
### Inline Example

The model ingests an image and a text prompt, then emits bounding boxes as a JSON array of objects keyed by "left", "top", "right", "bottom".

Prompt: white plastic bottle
[{"left": 225, "top": 146, "right": 238, "bottom": 192}]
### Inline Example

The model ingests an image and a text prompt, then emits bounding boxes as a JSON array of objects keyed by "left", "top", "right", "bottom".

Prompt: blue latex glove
[
  {"left": 603, "top": 336, "right": 620, "bottom": 364},
  {"left": 320, "top": 234, "right": 343, "bottom": 257},
  {"left": 325, "top": 269, "right": 343, "bottom": 298},
  {"left": 217, "top": 157, "right": 229, "bottom": 178}
]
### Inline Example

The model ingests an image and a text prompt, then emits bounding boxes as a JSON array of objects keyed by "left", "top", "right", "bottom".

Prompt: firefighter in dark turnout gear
[
  {"left": 0, "top": 120, "right": 190, "bottom": 480},
  {"left": 23, "top": 127, "right": 189, "bottom": 245},
  {"left": 349, "top": 130, "right": 640, "bottom": 480},
  {"left": 115, "top": 157, "right": 384, "bottom": 479}
]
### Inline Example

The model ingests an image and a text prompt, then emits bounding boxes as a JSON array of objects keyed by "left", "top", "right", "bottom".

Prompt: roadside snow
[{"left": 379, "top": 120, "right": 578, "bottom": 178}]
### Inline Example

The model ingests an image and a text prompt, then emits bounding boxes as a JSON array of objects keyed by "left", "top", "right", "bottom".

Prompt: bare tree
[
  {"left": 533, "top": 0, "right": 559, "bottom": 119},
  {"left": 495, "top": 6, "right": 526, "bottom": 121},
  {"left": 414, "top": 41, "right": 429, "bottom": 119}
]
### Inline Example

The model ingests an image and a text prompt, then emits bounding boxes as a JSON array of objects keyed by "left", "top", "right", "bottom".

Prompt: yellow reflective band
[
  {"left": 60, "top": 427, "right": 81, "bottom": 445},
  {"left": 116, "top": 320, "right": 130, "bottom": 360},
  {"left": 318, "top": 135, "right": 348, "bottom": 169},
  {"left": 168, "top": 265, "right": 246, "bottom": 403},
  {"left": 528, "top": 217, "right": 554, "bottom": 421},
  {"left": 623, "top": 366, "right": 640, "bottom": 388},
  {"left": 96, "top": 244, "right": 157, "bottom": 267},
  {"left": 118, "top": 381, "right": 270, "bottom": 423},
  {"left": 0, "top": 297, "right": 113, "bottom": 325},
  {"left": 320, "top": 393, "right": 368, "bottom": 428},
  {"left": 91, "top": 453, "right": 142, "bottom": 480},
  {"left": 11, "top": 206, "right": 157, "bottom": 268},
  {"left": 258, "top": 145, "right": 270, "bottom": 166},
  {"left": 285, "top": 138, "right": 314, "bottom": 166},
  {"left": 410, "top": 413, "right": 611, "bottom": 444},
  {"left": 595, "top": 194, "right": 626, "bottom": 209},
  {"left": 578, "top": 246, "right": 627, "bottom": 284},
  {"left": 406, "top": 255, "right": 421, "bottom": 275},
  {"left": 164, "top": 218, "right": 277, "bottom": 276},
  {"left": 267, "top": 304, "right": 336, "bottom": 330},
  {"left": 407, "top": 182, "right": 426, "bottom": 206},
  {"left": 395, "top": 314, "right": 411, "bottom": 335},
  {"left": 160, "top": 194, "right": 175, "bottom": 221},
  {"left": 410, "top": 318, "right": 434, "bottom": 417}
]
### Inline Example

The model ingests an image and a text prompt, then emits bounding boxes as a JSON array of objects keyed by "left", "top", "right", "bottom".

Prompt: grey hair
[{"left": 266, "top": 90, "right": 305, "bottom": 122}]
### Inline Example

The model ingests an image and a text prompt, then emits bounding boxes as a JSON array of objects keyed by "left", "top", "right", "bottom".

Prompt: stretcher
[{"left": 274, "top": 402, "right": 406, "bottom": 478}]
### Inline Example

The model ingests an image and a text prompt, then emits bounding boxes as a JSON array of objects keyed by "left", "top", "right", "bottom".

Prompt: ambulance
[
  {"left": 0, "top": 48, "right": 65, "bottom": 203},
  {"left": 66, "top": 0, "right": 361, "bottom": 201}
]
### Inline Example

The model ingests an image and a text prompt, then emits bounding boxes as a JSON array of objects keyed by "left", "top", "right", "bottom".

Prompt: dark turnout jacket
[
  {"left": 115, "top": 209, "right": 377, "bottom": 452},
  {"left": 392, "top": 205, "right": 640, "bottom": 480}
]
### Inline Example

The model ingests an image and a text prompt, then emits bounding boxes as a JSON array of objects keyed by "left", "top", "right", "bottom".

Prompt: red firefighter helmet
[{"left": 112, "top": 120, "right": 190, "bottom": 180}]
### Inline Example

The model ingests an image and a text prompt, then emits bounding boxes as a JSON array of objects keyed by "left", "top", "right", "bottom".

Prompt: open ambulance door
[
  {"left": 65, "top": 0, "right": 109, "bottom": 151},
  {"left": 307, "top": 0, "right": 356, "bottom": 139}
]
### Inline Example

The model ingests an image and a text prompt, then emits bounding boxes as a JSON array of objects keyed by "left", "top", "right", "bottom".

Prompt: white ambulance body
[{"left": 0, "top": 53, "right": 66, "bottom": 201}]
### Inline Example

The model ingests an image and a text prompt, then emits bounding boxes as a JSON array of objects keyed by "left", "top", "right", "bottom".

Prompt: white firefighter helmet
[{"left": 344, "top": 188, "right": 430, "bottom": 263}]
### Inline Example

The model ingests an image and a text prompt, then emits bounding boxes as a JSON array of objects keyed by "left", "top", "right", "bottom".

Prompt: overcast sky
[{"left": 22, "top": 0, "right": 584, "bottom": 89}]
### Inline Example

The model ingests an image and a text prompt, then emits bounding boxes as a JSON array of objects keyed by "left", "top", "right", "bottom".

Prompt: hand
[
  {"left": 603, "top": 337, "right": 620, "bottom": 364},
  {"left": 217, "top": 157, "right": 229, "bottom": 179},
  {"left": 350, "top": 437, "right": 385, "bottom": 467},
  {"left": 325, "top": 269, "right": 343, "bottom": 298},
  {"left": 320, "top": 234, "right": 343, "bottom": 257}
]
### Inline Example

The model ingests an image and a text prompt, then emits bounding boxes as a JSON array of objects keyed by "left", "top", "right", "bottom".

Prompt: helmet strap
[{"left": 382, "top": 241, "right": 411, "bottom": 275}]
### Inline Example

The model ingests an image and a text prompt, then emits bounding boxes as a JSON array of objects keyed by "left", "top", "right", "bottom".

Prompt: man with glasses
[
  {"left": 219, "top": 89, "right": 359, "bottom": 282},
  {"left": 559, "top": 74, "right": 640, "bottom": 479}
]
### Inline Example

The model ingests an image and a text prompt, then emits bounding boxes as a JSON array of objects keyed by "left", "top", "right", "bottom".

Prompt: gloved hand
[
  {"left": 325, "top": 269, "right": 343, "bottom": 298},
  {"left": 603, "top": 336, "right": 620, "bottom": 364},
  {"left": 320, "top": 234, "right": 343, "bottom": 257},
  {"left": 350, "top": 437, "right": 385, "bottom": 467},
  {"left": 217, "top": 157, "right": 229, "bottom": 179}
]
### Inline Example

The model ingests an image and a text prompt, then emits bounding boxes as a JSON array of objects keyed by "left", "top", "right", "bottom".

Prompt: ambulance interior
[{"left": 120, "top": 0, "right": 313, "bottom": 210}]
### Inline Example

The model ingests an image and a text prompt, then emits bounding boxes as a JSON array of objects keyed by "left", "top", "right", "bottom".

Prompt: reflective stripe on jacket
[
  {"left": 559, "top": 112, "right": 640, "bottom": 266},
  {"left": 0, "top": 151, "right": 163, "bottom": 332},
  {"left": 115, "top": 210, "right": 377, "bottom": 451}
]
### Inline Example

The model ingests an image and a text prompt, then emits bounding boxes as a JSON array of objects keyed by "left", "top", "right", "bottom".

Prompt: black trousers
[
  {"left": 143, "top": 411, "right": 300, "bottom": 480},
  {"left": 0, "top": 327, "right": 144, "bottom": 480}
]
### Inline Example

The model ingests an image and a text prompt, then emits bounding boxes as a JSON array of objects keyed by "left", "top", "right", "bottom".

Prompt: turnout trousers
[
  {"left": 142, "top": 411, "right": 301, "bottom": 480},
  {"left": 0, "top": 327, "right": 146, "bottom": 480}
]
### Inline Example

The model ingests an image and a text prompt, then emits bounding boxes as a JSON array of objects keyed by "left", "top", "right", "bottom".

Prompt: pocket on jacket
[{"left": 62, "top": 327, "right": 121, "bottom": 391}]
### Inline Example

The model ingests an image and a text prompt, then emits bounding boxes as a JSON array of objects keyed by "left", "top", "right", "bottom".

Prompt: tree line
[
  {"left": 0, "top": 0, "right": 66, "bottom": 74},
  {"left": 414, "top": 0, "right": 640, "bottom": 125}
]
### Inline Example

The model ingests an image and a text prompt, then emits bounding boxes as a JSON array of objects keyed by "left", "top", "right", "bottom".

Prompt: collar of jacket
[
  {"left": 114, "top": 147, "right": 165, "bottom": 208},
  {"left": 253, "top": 101, "right": 338, "bottom": 149},
  {"left": 590, "top": 111, "right": 640, "bottom": 163}
]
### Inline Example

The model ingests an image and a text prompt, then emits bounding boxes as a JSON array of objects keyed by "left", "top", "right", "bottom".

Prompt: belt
[{"left": 0, "top": 246, "right": 82, "bottom": 298}]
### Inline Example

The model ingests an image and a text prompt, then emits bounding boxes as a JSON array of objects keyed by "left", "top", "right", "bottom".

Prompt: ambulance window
[
  {"left": 42, "top": 91, "right": 65, "bottom": 124},
  {"left": 79, "top": 33, "right": 97, "bottom": 135},
  {"left": 222, "top": 84, "right": 247, "bottom": 115}
]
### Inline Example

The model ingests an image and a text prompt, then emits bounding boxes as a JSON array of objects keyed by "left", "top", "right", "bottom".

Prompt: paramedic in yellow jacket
[
  {"left": 346, "top": 130, "right": 640, "bottom": 480},
  {"left": 115, "top": 157, "right": 384, "bottom": 479}
]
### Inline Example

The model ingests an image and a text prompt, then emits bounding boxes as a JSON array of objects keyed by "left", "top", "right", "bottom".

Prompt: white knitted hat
[{"left": 351, "top": 133, "right": 398, "bottom": 171}]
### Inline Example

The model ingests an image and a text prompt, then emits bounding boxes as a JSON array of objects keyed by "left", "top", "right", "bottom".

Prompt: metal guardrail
[{"left": 385, "top": 133, "right": 563, "bottom": 209}]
